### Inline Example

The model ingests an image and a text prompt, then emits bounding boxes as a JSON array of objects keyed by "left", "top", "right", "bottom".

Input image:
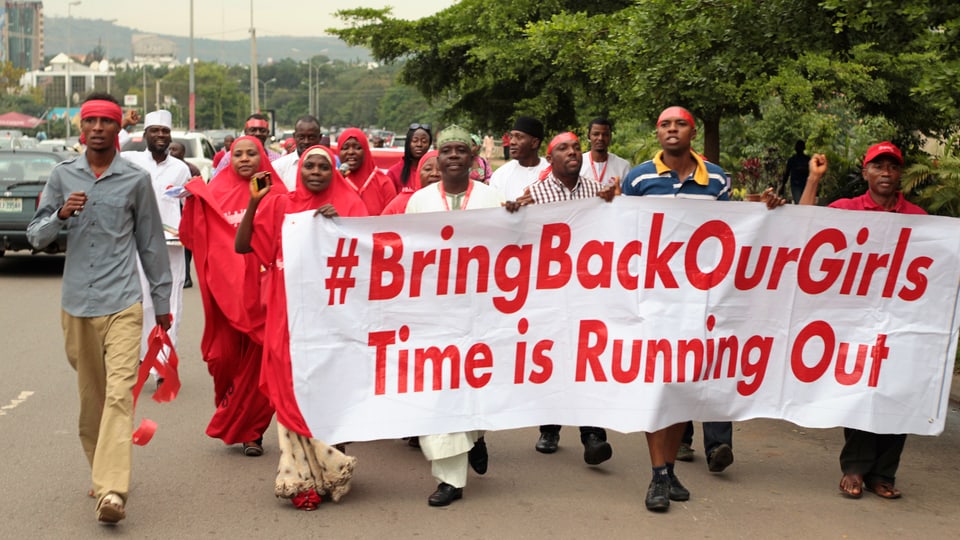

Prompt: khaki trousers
[{"left": 62, "top": 302, "right": 142, "bottom": 503}]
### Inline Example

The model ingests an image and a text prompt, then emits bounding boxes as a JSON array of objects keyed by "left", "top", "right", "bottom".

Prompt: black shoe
[
  {"left": 407, "top": 436, "right": 421, "bottom": 449},
  {"left": 535, "top": 432, "right": 559, "bottom": 454},
  {"left": 428, "top": 483, "right": 463, "bottom": 507},
  {"left": 468, "top": 437, "right": 488, "bottom": 475},
  {"left": 582, "top": 433, "right": 612, "bottom": 465},
  {"left": 707, "top": 443, "right": 734, "bottom": 473},
  {"left": 668, "top": 471, "right": 690, "bottom": 501},
  {"left": 183, "top": 279, "right": 193, "bottom": 289},
  {"left": 645, "top": 477, "right": 671, "bottom": 512}
]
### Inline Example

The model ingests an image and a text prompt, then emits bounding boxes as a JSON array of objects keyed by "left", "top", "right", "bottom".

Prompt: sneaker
[
  {"left": 96, "top": 492, "right": 126, "bottom": 525},
  {"left": 242, "top": 440, "right": 264, "bottom": 457},
  {"left": 668, "top": 471, "right": 690, "bottom": 501},
  {"left": 645, "top": 477, "right": 671, "bottom": 512},
  {"left": 707, "top": 443, "right": 734, "bottom": 473},
  {"left": 676, "top": 442, "right": 695, "bottom": 462}
]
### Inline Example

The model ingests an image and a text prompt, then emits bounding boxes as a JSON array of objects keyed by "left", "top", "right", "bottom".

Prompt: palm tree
[{"left": 902, "top": 136, "right": 960, "bottom": 217}]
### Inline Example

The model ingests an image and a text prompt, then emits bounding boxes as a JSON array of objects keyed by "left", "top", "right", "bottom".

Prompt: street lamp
[
  {"left": 65, "top": 1, "right": 81, "bottom": 140},
  {"left": 258, "top": 78, "right": 276, "bottom": 110}
]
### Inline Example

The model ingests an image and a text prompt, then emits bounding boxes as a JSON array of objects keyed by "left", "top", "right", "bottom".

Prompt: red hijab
[
  {"left": 207, "top": 135, "right": 285, "bottom": 213},
  {"left": 411, "top": 149, "right": 439, "bottom": 192},
  {"left": 289, "top": 145, "right": 367, "bottom": 214},
  {"left": 337, "top": 128, "right": 377, "bottom": 187}
]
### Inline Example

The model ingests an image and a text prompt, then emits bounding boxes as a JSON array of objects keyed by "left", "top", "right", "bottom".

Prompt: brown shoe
[{"left": 96, "top": 492, "right": 126, "bottom": 525}]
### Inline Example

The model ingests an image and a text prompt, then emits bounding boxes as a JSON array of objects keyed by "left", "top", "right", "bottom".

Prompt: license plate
[{"left": 0, "top": 197, "right": 23, "bottom": 212}]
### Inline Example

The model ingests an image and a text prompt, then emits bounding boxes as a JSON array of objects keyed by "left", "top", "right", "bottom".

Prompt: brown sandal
[
  {"left": 865, "top": 481, "right": 901, "bottom": 499},
  {"left": 839, "top": 473, "right": 863, "bottom": 498}
]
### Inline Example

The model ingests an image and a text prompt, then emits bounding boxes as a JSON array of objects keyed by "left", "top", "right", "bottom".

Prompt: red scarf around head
[
  {"left": 337, "top": 128, "right": 377, "bottom": 185},
  {"left": 206, "top": 135, "right": 286, "bottom": 214},
  {"left": 249, "top": 144, "right": 367, "bottom": 438},
  {"left": 80, "top": 100, "right": 124, "bottom": 149}
]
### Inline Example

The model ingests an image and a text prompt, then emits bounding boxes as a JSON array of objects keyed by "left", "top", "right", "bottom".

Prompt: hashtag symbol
[{"left": 325, "top": 237, "right": 360, "bottom": 305}]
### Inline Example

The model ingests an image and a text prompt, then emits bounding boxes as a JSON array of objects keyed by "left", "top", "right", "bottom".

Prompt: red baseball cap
[{"left": 864, "top": 141, "right": 903, "bottom": 166}]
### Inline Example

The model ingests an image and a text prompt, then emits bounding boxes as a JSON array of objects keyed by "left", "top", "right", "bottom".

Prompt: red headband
[
  {"left": 80, "top": 100, "right": 123, "bottom": 125},
  {"left": 657, "top": 106, "right": 695, "bottom": 127},
  {"left": 547, "top": 132, "right": 579, "bottom": 155},
  {"left": 245, "top": 118, "right": 269, "bottom": 129}
]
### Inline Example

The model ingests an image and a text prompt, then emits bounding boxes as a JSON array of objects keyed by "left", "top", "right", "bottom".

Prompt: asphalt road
[{"left": 2, "top": 253, "right": 959, "bottom": 539}]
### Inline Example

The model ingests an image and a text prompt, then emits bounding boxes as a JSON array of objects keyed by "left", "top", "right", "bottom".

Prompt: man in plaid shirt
[{"left": 505, "top": 131, "right": 617, "bottom": 465}]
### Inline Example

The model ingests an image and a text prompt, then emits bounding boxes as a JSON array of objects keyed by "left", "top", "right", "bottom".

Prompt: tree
[
  {"left": 333, "top": 1, "right": 960, "bottom": 163},
  {"left": 333, "top": 2, "right": 633, "bottom": 134}
]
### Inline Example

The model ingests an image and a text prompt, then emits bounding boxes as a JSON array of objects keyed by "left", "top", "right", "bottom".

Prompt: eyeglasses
[{"left": 409, "top": 123, "right": 431, "bottom": 132}]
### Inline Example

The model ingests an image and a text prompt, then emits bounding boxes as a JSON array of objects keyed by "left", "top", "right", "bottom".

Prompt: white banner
[{"left": 282, "top": 197, "right": 960, "bottom": 444}]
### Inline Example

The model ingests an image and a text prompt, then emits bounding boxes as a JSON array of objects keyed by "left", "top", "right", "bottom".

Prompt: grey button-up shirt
[{"left": 27, "top": 152, "right": 172, "bottom": 317}]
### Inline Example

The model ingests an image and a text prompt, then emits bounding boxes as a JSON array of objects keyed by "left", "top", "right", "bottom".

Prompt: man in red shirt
[
  {"left": 800, "top": 141, "right": 924, "bottom": 501},
  {"left": 799, "top": 141, "right": 924, "bottom": 214}
]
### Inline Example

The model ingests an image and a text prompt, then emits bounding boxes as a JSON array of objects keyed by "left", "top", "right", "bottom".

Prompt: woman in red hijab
[
  {"left": 337, "top": 127, "right": 397, "bottom": 215},
  {"left": 381, "top": 149, "right": 440, "bottom": 215},
  {"left": 179, "top": 136, "right": 286, "bottom": 457},
  {"left": 235, "top": 145, "right": 366, "bottom": 510}
]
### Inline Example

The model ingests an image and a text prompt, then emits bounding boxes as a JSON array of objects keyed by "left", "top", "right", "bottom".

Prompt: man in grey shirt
[{"left": 27, "top": 92, "right": 172, "bottom": 526}]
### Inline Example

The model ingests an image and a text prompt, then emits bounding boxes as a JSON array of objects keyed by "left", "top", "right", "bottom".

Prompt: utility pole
[
  {"left": 189, "top": 0, "right": 196, "bottom": 130},
  {"left": 249, "top": 0, "right": 259, "bottom": 113},
  {"left": 65, "top": 1, "right": 81, "bottom": 140}
]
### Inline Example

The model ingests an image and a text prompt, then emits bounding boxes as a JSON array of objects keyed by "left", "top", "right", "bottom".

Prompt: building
[
  {"left": 0, "top": 0, "right": 44, "bottom": 71},
  {"left": 131, "top": 34, "right": 177, "bottom": 67},
  {"left": 19, "top": 53, "right": 115, "bottom": 107}
]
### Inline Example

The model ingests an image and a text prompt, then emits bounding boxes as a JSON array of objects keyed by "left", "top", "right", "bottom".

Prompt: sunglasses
[{"left": 409, "top": 123, "right": 431, "bottom": 132}]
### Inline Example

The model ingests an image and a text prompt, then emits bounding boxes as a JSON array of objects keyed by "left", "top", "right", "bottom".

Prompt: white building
[{"left": 19, "top": 52, "right": 116, "bottom": 106}]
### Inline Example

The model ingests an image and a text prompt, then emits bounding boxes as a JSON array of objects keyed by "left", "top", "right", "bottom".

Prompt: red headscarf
[
  {"left": 337, "top": 128, "right": 378, "bottom": 185},
  {"left": 249, "top": 144, "right": 366, "bottom": 438},
  {"left": 411, "top": 149, "right": 439, "bottom": 191},
  {"left": 79, "top": 100, "right": 124, "bottom": 149},
  {"left": 289, "top": 146, "right": 366, "bottom": 213},
  {"left": 335, "top": 128, "right": 398, "bottom": 215},
  {"left": 206, "top": 135, "right": 285, "bottom": 214},
  {"left": 539, "top": 132, "right": 580, "bottom": 180}
]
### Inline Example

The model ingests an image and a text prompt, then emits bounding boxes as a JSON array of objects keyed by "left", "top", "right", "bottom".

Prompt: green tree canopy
[{"left": 333, "top": 0, "right": 960, "bottom": 162}]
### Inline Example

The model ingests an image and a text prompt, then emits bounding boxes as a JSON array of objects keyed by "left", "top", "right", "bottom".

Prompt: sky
[{"left": 41, "top": 0, "right": 458, "bottom": 39}]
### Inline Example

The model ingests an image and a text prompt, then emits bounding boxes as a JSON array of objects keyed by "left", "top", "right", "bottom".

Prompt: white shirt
[
  {"left": 120, "top": 150, "right": 191, "bottom": 231},
  {"left": 580, "top": 151, "right": 632, "bottom": 188},
  {"left": 405, "top": 181, "right": 505, "bottom": 214},
  {"left": 489, "top": 157, "right": 548, "bottom": 201},
  {"left": 272, "top": 150, "right": 300, "bottom": 191}
]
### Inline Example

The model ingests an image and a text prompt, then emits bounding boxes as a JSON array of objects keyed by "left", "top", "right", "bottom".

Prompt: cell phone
[{"left": 254, "top": 172, "right": 271, "bottom": 191}]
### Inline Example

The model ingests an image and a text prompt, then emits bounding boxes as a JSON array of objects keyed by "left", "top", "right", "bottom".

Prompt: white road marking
[{"left": 0, "top": 391, "right": 35, "bottom": 416}]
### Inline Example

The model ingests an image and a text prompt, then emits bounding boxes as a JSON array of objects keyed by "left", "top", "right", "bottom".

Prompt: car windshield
[{"left": 0, "top": 154, "right": 58, "bottom": 182}]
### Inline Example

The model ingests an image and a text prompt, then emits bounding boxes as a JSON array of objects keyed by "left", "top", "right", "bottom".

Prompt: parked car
[
  {"left": 203, "top": 129, "right": 236, "bottom": 150},
  {"left": 121, "top": 131, "right": 216, "bottom": 180},
  {"left": 0, "top": 150, "right": 69, "bottom": 256}
]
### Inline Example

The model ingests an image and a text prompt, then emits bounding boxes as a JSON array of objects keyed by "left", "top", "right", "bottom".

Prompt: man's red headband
[
  {"left": 656, "top": 106, "right": 695, "bottom": 127},
  {"left": 245, "top": 118, "right": 269, "bottom": 129},
  {"left": 547, "top": 132, "right": 579, "bottom": 155},
  {"left": 80, "top": 100, "right": 123, "bottom": 125}
]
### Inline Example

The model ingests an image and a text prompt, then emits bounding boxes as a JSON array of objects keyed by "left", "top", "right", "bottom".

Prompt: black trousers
[
  {"left": 839, "top": 428, "right": 906, "bottom": 485},
  {"left": 539, "top": 425, "right": 606, "bottom": 443},
  {"left": 681, "top": 420, "right": 732, "bottom": 455}
]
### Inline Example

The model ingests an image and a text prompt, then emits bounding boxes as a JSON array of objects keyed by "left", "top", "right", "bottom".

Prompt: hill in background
[{"left": 42, "top": 16, "right": 370, "bottom": 65}]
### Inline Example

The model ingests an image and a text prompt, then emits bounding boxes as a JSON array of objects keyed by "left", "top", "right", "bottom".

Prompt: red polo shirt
[{"left": 828, "top": 192, "right": 926, "bottom": 215}]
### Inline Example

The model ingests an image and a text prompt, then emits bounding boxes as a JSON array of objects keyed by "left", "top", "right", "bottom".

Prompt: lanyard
[
  {"left": 589, "top": 153, "right": 609, "bottom": 185},
  {"left": 439, "top": 180, "right": 474, "bottom": 211},
  {"left": 345, "top": 169, "right": 377, "bottom": 195}
]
